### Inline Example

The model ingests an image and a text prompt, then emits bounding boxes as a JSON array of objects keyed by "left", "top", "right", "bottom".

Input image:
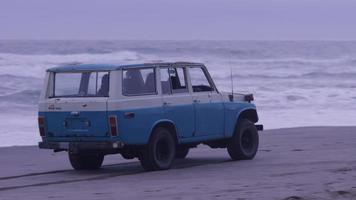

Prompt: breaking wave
[{"left": 0, "top": 40, "right": 356, "bottom": 146}]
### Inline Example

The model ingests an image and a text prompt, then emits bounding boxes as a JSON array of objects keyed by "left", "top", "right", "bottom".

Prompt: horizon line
[{"left": 1, "top": 38, "right": 356, "bottom": 42}]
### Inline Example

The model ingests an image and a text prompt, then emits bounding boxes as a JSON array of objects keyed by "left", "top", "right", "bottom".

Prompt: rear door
[{"left": 45, "top": 71, "right": 109, "bottom": 137}]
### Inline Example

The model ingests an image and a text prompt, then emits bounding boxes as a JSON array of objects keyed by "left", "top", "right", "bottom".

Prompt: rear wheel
[
  {"left": 227, "top": 119, "right": 259, "bottom": 160},
  {"left": 68, "top": 153, "right": 104, "bottom": 170},
  {"left": 139, "top": 127, "right": 176, "bottom": 171},
  {"left": 175, "top": 146, "right": 189, "bottom": 159}
]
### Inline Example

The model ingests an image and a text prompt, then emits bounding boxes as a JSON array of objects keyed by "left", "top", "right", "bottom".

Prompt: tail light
[
  {"left": 38, "top": 116, "right": 46, "bottom": 137},
  {"left": 109, "top": 115, "right": 118, "bottom": 136}
]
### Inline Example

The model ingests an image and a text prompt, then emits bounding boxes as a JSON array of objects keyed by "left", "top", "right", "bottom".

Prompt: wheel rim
[
  {"left": 241, "top": 130, "right": 255, "bottom": 153},
  {"left": 155, "top": 137, "right": 172, "bottom": 162}
]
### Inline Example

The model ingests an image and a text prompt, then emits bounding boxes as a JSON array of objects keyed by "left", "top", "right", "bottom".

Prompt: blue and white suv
[{"left": 38, "top": 62, "right": 263, "bottom": 171}]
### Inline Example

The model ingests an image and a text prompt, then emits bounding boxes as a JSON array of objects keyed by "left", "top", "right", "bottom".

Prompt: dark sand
[{"left": 0, "top": 127, "right": 355, "bottom": 200}]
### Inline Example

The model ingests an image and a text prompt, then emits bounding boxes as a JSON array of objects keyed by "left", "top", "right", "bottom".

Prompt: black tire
[
  {"left": 175, "top": 146, "right": 189, "bottom": 159},
  {"left": 68, "top": 153, "right": 104, "bottom": 170},
  {"left": 121, "top": 152, "right": 135, "bottom": 160},
  {"left": 120, "top": 149, "right": 136, "bottom": 160},
  {"left": 227, "top": 119, "right": 259, "bottom": 160},
  {"left": 139, "top": 127, "right": 176, "bottom": 171}
]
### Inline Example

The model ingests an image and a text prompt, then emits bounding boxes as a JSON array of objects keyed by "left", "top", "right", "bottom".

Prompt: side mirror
[{"left": 228, "top": 94, "right": 234, "bottom": 102}]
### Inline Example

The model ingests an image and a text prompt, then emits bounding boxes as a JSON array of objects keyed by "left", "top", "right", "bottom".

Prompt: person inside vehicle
[{"left": 98, "top": 74, "right": 109, "bottom": 96}]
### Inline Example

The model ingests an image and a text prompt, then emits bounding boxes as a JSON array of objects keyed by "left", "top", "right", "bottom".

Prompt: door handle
[
  {"left": 193, "top": 99, "right": 200, "bottom": 103},
  {"left": 163, "top": 102, "right": 171, "bottom": 106},
  {"left": 63, "top": 120, "right": 68, "bottom": 127},
  {"left": 70, "top": 111, "right": 80, "bottom": 116},
  {"left": 124, "top": 112, "right": 135, "bottom": 119}
]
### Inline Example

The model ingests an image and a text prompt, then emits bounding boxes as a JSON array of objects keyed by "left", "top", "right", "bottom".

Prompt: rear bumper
[{"left": 38, "top": 141, "right": 125, "bottom": 151}]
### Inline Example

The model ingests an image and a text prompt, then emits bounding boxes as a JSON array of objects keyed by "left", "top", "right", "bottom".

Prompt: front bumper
[
  {"left": 39, "top": 141, "right": 125, "bottom": 151},
  {"left": 256, "top": 124, "right": 264, "bottom": 131}
]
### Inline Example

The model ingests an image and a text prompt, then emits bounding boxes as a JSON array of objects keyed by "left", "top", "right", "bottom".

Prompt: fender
[
  {"left": 235, "top": 107, "right": 258, "bottom": 123},
  {"left": 225, "top": 103, "right": 258, "bottom": 137},
  {"left": 148, "top": 119, "right": 179, "bottom": 143}
]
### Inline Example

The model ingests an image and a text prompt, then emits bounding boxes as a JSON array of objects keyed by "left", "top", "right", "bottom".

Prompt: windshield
[{"left": 52, "top": 71, "right": 109, "bottom": 97}]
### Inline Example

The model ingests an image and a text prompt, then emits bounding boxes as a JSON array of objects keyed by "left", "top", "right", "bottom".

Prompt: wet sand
[{"left": 0, "top": 126, "right": 355, "bottom": 200}]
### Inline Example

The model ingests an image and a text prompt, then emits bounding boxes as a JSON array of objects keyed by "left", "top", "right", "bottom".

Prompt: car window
[
  {"left": 53, "top": 71, "right": 109, "bottom": 97},
  {"left": 160, "top": 67, "right": 188, "bottom": 94},
  {"left": 97, "top": 72, "right": 109, "bottom": 96},
  {"left": 189, "top": 67, "right": 214, "bottom": 92},
  {"left": 123, "top": 68, "right": 156, "bottom": 96}
]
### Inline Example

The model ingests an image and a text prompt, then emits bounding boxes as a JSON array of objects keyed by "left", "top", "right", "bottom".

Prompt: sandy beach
[
  {"left": 1, "top": 0, "right": 356, "bottom": 199},
  {"left": 0, "top": 126, "right": 355, "bottom": 200}
]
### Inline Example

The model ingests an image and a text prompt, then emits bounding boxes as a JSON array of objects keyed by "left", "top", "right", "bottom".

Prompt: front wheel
[
  {"left": 68, "top": 153, "right": 104, "bottom": 170},
  {"left": 227, "top": 119, "right": 259, "bottom": 160},
  {"left": 139, "top": 127, "right": 176, "bottom": 171}
]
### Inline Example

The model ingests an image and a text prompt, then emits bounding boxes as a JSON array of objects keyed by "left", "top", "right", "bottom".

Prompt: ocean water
[{"left": 0, "top": 40, "right": 355, "bottom": 147}]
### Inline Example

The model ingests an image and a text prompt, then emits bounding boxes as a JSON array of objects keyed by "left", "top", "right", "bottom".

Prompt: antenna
[
  {"left": 228, "top": 51, "right": 235, "bottom": 102},
  {"left": 230, "top": 66, "right": 234, "bottom": 95},
  {"left": 229, "top": 50, "right": 234, "bottom": 95}
]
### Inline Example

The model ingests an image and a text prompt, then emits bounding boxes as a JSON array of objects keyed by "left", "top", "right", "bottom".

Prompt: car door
[
  {"left": 160, "top": 66, "right": 195, "bottom": 139},
  {"left": 114, "top": 67, "right": 164, "bottom": 144},
  {"left": 188, "top": 66, "right": 224, "bottom": 137}
]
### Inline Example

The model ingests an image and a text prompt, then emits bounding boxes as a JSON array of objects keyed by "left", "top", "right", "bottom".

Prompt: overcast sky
[{"left": 1, "top": 0, "right": 356, "bottom": 40}]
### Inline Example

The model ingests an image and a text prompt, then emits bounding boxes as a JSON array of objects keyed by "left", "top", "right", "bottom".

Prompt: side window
[
  {"left": 160, "top": 68, "right": 170, "bottom": 95},
  {"left": 123, "top": 68, "right": 156, "bottom": 96},
  {"left": 97, "top": 72, "right": 109, "bottom": 97},
  {"left": 160, "top": 67, "right": 188, "bottom": 94},
  {"left": 189, "top": 67, "right": 214, "bottom": 92}
]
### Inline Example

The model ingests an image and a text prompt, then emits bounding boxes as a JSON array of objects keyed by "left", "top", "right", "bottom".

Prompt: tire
[
  {"left": 120, "top": 149, "right": 136, "bottom": 160},
  {"left": 68, "top": 153, "right": 104, "bottom": 170},
  {"left": 139, "top": 127, "right": 176, "bottom": 171},
  {"left": 175, "top": 146, "right": 189, "bottom": 159},
  {"left": 227, "top": 119, "right": 259, "bottom": 160},
  {"left": 121, "top": 152, "right": 135, "bottom": 160}
]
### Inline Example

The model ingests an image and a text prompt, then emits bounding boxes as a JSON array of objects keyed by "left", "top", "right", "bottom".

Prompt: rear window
[
  {"left": 53, "top": 71, "right": 109, "bottom": 97},
  {"left": 122, "top": 68, "right": 156, "bottom": 96}
]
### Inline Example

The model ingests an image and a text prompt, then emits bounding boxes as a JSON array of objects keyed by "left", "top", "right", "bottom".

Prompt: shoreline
[
  {"left": 0, "top": 125, "right": 355, "bottom": 148},
  {"left": 0, "top": 126, "right": 355, "bottom": 200}
]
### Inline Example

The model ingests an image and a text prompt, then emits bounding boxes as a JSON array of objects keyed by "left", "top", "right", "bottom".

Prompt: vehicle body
[{"left": 38, "top": 62, "right": 263, "bottom": 170}]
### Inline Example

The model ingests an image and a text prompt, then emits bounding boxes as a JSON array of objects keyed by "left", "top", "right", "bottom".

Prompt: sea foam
[{"left": 0, "top": 40, "right": 355, "bottom": 146}]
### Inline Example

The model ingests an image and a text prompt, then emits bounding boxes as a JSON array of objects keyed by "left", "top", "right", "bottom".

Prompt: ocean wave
[
  {"left": 0, "top": 50, "right": 157, "bottom": 78},
  {"left": 1, "top": 40, "right": 356, "bottom": 147},
  {"left": 286, "top": 95, "right": 307, "bottom": 102},
  {"left": 0, "top": 90, "right": 40, "bottom": 105},
  {"left": 0, "top": 74, "right": 41, "bottom": 81},
  {"left": 0, "top": 50, "right": 146, "bottom": 62},
  {"left": 0, "top": 74, "right": 42, "bottom": 96},
  {"left": 228, "top": 57, "right": 356, "bottom": 66},
  {"left": 218, "top": 72, "right": 356, "bottom": 80},
  {"left": 302, "top": 72, "right": 356, "bottom": 78}
]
